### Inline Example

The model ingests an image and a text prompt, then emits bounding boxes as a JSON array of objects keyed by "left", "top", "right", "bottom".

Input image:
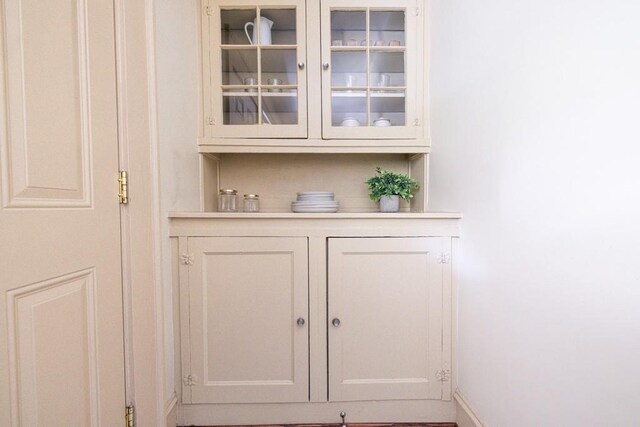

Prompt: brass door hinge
[
  {"left": 125, "top": 405, "right": 135, "bottom": 427},
  {"left": 118, "top": 171, "right": 129, "bottom": 204}
]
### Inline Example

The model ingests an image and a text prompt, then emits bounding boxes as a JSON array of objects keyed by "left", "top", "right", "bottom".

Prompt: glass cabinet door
[
  {"left": 206, "top": 0, "right": 307, "bottom": 138},
  {"left": 321, "top": 0, "right": 419, "bottom": 139}
]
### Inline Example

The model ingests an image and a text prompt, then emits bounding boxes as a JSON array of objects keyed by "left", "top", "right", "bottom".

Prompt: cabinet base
[{"left": 177, "top": 401, "right": 456, "bottom": 426}]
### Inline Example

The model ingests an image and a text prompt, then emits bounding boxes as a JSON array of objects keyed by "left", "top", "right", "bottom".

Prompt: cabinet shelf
[
  {"left": 330, "top": 46, "right": 405, "bottom": 52},
  {"left": 331, "top": 90, "right": 406, "bottom": 98},
  {"left": 223, "top": 90, "right": 298, "bottom": 97}
]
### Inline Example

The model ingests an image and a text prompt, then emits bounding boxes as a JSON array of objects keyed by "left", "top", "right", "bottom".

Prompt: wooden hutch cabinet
[{"left": 170, "top": 1, "right": 460, "bottom": 425}]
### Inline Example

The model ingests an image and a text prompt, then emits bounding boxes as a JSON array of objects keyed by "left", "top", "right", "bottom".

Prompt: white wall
[
  {"left": 429, "top": 1, "right": 640, "bottom": 425},
  {"left": 155, "top": 0, "right": 201, "bottom": 401}
]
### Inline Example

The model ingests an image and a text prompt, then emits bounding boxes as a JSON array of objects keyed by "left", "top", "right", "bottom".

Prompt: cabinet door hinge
[
  {"left": 183, "top": 374, "right": 197, "bottom": 386},
  {"left": 414, "top": 118, "right": 420, "bottom": 126},
  {"left": 207, "top": 116, "right": 216, "bottom": 126},
  {"left": 118, "top": 171, "right": 129, "bottom": 204},
  {"left": 205, "top": 5, "right": 213, "bottom": 16},
  {"left": 437, "top": 252, "right": 451, "bottom": 264},
  {"left": 125, "top": 405, "right": 135, "bottom": 427},
  {"left": 436, "top": 369, "right": 451, "bottom": 382},
  {"left": 416, "top": 7, "right": 420, "bottom": 16},
  {"left": 180, "top": 254, "right": 194, "bottom": 265}
]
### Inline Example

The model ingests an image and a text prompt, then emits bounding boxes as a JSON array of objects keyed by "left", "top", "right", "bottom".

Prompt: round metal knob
[
  {"left": 297, "top": 317, "right": 305, "bottom": 326},
  {"left": 322, "top": 62, "right": 330, "bottom": 70},
  {"left": 332, "top": 318, "right": 341, "bottom": 327},
  {"left": 298, "top": 62, "right": 305, "bottom": 69}
]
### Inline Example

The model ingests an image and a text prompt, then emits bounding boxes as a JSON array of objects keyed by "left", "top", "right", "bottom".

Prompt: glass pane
[
  {"left": 261, "top": 49, "right": 297, "bottom": 86},
  {"left": 370, "top": 10, "right": 405, "bottom": 47},
  {"left": 370, "top": 90, "right": 405, "bottom": 126},
  {"left": 221, "top": 9, "right": 256, "bottom": 45},
  {"left": 331, "top": 10, "right": 366, "bottom": 47},
  {"left": 370, "top": 52, "right": 405, "bottom": 87},
  {"left": 331, "top": 51, "right": 367, "bottom": 87},
  {"left": 262, "top": 90, "right": 298, "bottom": 125},
  {"left": 223, "top": 94, "right": 259, "bottom": 125},
  {"left": 261, "top": 9, "right": 297, "bottom": 45},
  {"left": 332, "top": 90, "right": 367, "bottom": 127},
  {"left": 221, "top": 49, "right": 258, "bottom": 85}
]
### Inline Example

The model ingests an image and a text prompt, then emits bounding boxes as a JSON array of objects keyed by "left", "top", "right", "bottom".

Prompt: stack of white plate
[{"left": 291, "top": 192, "right": 339, "bottom": 213}]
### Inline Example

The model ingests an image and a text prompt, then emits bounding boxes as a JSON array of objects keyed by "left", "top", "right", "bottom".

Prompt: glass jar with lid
[
  {"left": 243, "top": 194, "right": 260, "bottom": 213},
  {"left": 218, "top": 189, "right": 238, "bottom": 212}
]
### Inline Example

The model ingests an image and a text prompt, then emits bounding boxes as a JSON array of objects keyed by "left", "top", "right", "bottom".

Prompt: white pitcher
[{"left": 244, "top": 16, "right": 273, "bottom": 45}]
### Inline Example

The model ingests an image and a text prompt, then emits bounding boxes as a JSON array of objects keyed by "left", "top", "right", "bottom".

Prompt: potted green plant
[{"left": 365, "top": 167, "right": 420, "bottom": 212}]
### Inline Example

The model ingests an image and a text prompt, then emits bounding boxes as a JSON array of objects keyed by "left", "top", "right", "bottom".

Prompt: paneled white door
[
  {"left": 184, "top": 237, "right": 309, "bottom": 403},
  {"left": 0, "top": 0, "right": 125, "bottom": 425},
  {"left": 328, "top": 237, "right": 445, "bottom": 401}
]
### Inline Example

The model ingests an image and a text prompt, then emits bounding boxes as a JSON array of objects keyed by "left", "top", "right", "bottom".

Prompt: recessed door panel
[
  {"left": 1, "top": 0, "right": 92, "bottom": 207},
  {"left": 7, "top": 270, "right": 99, "bottom": 426},
  {"left": 186, "top": 236, "right": 309, "bottom": 403},
  {"left": 328, "top": 237, "right": 444, "bottom": 401}
]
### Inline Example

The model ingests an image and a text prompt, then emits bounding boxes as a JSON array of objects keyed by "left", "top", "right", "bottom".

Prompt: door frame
[{"left": 114, "top": 0, "right": 169, "bottom": 425}]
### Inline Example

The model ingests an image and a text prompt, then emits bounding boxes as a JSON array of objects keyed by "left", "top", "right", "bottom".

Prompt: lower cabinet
[{"left": 178, "top": 234, "right": 452, "bottom": 405}]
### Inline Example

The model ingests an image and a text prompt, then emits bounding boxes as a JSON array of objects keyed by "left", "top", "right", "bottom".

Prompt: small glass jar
[
  {"left": 218, "top": 189, "right": 238, "bottom": 212},
  {"left": 243, "top": 194, "right": 260, "bottom": 213}
]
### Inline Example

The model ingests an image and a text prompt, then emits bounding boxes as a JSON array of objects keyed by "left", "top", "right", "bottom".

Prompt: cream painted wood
[
  {"left": 197, "top": 138, "right": 430, "bottom": 151},
  {"left": 328, "top": 237, "right": 444, "bottom": 401},
  {"left": 409, "top": 153, "right": 428, "bottom": 212},
  {"left": 0, "top": 0, "right": 125, "bottom": 424},
  {"left": 205, "top": 0, "right": 308, "bottom": 138},
  {"left": 115, "top": 0, "right": 167, "bottom": 422},
  {"left": 321, "top": 0, "right": 420, "bottom": 139},
  {"left": 185, "top": 236, "right": 309, "bottom": 403},
  {"left": 0, "top": 0, "right": 92, "bottom": 208},
  {"left": 200, "top": 154, "right": 220, "bottom": 211},
  {"left": 179, "top": 399, "right": 457, "bottom": 425}
]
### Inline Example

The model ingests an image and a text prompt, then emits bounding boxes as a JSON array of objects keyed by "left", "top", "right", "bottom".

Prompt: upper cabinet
[
  {"left": 201, "top": 0, "right": 426, "bottom": 150},
  {"left": 321, "top": 1, "right": 419, "bottom": 139},
  {"left": 205, "top": 0, "right": 308, "bottom": 138}
]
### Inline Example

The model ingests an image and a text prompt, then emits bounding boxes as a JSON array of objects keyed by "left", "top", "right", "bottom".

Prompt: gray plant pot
[{"left": 379, "top": 195, "right": 400, "bottom": 212}]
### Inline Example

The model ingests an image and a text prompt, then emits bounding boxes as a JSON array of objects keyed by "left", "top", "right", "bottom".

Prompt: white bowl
[
  {"left": 340, "top": 117, "right": 360, "bottom": 127},
  {"left": 373, "top": 117, "right": 391, "bottom": 127}
]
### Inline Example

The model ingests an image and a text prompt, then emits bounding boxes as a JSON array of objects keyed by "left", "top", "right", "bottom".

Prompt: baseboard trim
[
  {"left": 165, "top": 393, "right": 178, "bottom": 427},
  {"left": 453, "top": 391, "right": 484, "bottom": 427}
]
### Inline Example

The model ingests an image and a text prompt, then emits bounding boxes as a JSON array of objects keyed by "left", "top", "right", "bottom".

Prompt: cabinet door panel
[
  {"left": 328, "top": 237, "right": 444, "bottom": 401},
  {"left": 186, "top": 237, "right": 309, "bottom": 403},
  {"left": 205, "top": 0, "right": 308, "bottom": 138},
  {"left": 321, "top": 0, "right": 419, "bottom": 139}
]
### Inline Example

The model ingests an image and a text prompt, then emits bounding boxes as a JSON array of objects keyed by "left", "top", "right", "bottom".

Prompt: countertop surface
[{"left": 169, "top": 211, "right": 463, "bottom": 219}]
